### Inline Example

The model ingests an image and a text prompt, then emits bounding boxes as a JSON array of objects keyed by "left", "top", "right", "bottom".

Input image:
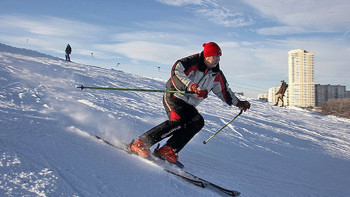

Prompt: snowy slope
[{"left": 1, "top": 43, "right": 350, "bottom": 197}]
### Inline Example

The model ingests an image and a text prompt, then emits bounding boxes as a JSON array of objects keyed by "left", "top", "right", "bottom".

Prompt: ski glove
[
  {"left": 189, "top": 83, "right": 208, "bottom": 98},
  {"left": 236, "top": 100, "right": 250, "bottom": 111}
]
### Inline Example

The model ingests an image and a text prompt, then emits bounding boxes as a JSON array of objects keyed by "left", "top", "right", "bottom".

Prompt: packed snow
[{"left": 1, "top": 43, "right": 349, "bottom": 196}]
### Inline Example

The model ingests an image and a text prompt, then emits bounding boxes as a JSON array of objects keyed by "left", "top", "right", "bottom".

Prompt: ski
[
  {"left": 183, "top": 170, "right": 241, "bottom": 196},
  {"left": 95, "top": 135, "right": 240, "bottom": 196},
  {"left": 95, "top": 135, "right": 130, "bottom": 152},
  {"left": 163, "top": 169, "right": 205, "bottom": 188},
  {"left": 163, "top": 168, "right": 240, "bottom": 196}
]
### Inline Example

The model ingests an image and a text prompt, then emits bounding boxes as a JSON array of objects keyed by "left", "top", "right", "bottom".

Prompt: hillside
[{"left": 1, "top": 43, "right": 350, "bottom": 196}]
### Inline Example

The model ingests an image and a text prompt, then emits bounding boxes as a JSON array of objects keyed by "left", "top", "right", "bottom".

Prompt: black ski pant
[
  {"left": 139, "top": 92, "right": 204, "bottom": 153},
  {"left": 65, "top": 53, "right": 70, "bottom": 61}
]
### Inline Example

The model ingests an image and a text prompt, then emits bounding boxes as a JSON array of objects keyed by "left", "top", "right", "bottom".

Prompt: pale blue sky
[{"left": 1, "top": 0, "right": 349, "bottom": 97}]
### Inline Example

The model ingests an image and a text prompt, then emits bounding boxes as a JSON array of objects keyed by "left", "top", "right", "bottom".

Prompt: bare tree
[{"left": 320, "top": 98, "right": 350, "bottom": 118}]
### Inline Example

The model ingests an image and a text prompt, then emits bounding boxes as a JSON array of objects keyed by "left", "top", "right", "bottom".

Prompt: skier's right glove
[
  {"left": 189, "top": 83, "right": 208, "bottom": 98},
  {"left": 236, "top": 100, "right": 250, "bottom": 111}
]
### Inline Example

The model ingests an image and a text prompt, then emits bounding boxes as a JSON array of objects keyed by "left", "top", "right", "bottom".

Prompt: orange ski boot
[
  {"left": 155, "top": 145, "right": 179, "bottom": 164},
  {"left": 129, "top": 139, "right": 151, "bottom": 159}
]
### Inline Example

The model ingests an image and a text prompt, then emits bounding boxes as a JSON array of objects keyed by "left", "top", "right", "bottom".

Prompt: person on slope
[
  {"left": 129, "top": 42, "right": 250, "bottom": 165},
  {"left": 65, "top": 44, "right": 72, "bottom": 61},
  {"left": 274, "top": 80, "right": 288, "bottom": 107}
]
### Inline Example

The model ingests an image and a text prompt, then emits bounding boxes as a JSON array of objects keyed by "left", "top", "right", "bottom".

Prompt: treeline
[{"left": 319, "top": 98, "right": 350, "bottom": 119}]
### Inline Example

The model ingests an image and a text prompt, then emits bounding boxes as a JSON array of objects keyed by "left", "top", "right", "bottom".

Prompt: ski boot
[
  {"left": 129, "top": 139, "right": 151, "bottom": 159},
  {"left": 154, "top": 145, "right": 184, "bottom": 168}
]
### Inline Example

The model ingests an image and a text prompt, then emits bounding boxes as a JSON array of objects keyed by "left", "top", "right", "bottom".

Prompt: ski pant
[
  {"left": 139, "top": 92, "right": 204, "bottom": 153},
  {"left": 275, "top": 93, "right": 284, "bottom": 106},
  {"left": 65, "top": 53, "right": 70, "bottom": 61}
]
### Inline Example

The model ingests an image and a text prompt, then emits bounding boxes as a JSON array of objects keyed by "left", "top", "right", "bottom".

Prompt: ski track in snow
[{"left": 1, "top": 43, "right": 350, "bottom": 196}]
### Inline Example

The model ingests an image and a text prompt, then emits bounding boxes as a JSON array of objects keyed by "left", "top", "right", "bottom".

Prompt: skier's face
[{"left": 205, "top": 55, "right": 220, "bottom": 69}]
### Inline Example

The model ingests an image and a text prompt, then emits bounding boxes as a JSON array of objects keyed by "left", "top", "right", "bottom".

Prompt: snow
[{"left": 1, "top": 42, "right": 350, "bottom": 197}]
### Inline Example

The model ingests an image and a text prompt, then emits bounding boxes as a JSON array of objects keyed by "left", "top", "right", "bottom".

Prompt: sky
[{"left": 1, "top": 0, "right": 349, "bottom": 97}]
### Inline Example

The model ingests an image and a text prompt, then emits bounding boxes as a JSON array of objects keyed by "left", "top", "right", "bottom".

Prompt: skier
[
  {"left": 274, "top": 80, "right": 288, "bottom": 107},
  {"left": 65, "top": 44, "right": 72, "bottom": 61},
  {"left": 129, "top": 42, "right": 250, "bottom": 165}
]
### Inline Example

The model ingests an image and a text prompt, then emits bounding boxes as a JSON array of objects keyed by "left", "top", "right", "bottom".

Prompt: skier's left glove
[
  {"left": 196, "top": 87, "right": 208, "bottom": 98},
  {"left": 236, "top": 100, "right": 250, "bottom": 111}
]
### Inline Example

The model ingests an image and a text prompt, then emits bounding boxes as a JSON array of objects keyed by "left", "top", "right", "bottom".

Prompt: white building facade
[{"left": 288, "top": 49, "right": 315, "bottom": 107}]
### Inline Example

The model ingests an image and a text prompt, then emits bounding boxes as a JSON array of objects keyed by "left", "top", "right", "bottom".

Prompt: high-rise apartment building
[{"left": 288, "top": 49, "right": 315, "bottom": 107}]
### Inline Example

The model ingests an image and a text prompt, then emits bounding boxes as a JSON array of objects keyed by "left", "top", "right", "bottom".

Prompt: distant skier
[
  {"left": 65, "top": 44, "right": 72, "bottom": 61},
  {"left": 129, "top": 42, "right": 250, "bottom": 165},
  {"left": 274, "top": 80, "right": 288, "bottom": 107}
]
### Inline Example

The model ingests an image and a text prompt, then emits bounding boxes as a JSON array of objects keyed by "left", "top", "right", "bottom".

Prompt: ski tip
[{"left": 232, "top": 191, "right": 241, "bottom": 196}]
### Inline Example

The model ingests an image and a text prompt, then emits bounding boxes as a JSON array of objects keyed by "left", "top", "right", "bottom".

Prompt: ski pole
[
  {"left": 203, "top": 109, "right": 243, "bottom": 144},
  {"left": 77, "top": 85, "right": 195, "bottom": 94}
]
